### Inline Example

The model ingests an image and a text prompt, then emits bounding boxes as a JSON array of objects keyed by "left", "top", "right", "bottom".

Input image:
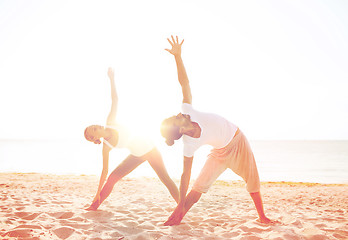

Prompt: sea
[{"left": 0, "top": 139, "right": 347, "bottom": 184}]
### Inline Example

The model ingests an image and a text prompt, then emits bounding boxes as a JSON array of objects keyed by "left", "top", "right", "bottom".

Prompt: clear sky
[{"left": 1, "top": 0, "right": 347, "bottom": 141}]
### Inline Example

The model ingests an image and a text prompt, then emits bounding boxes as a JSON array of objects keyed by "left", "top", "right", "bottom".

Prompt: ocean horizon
[{"left": 0, "top": 139, "right": 347, "bottom": 184}]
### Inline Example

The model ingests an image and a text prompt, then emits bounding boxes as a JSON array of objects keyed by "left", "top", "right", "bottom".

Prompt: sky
[{"left": 0, "top": 0, "right": 348, "bottom": 141}]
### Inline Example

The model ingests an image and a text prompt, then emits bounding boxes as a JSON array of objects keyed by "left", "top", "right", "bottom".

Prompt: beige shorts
[{"left": 192, "top": 130, "right": 260, "bottom": 193}]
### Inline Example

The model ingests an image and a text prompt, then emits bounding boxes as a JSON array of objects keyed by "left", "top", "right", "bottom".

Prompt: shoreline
[
  {"left": 1, "top": 173, "right": 347, "bottom": 239},
  {"left": 2, "top": 172, "right": 347, "bottom": 186}
]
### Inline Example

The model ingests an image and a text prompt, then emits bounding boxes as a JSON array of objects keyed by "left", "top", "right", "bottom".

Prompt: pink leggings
[{"left": 89, "top": 154, "right": 145, "bottom": 210}]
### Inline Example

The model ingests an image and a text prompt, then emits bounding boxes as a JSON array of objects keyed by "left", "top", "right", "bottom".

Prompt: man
[{"left": 161, "top": 36, "right": 273, "bottom": 226}]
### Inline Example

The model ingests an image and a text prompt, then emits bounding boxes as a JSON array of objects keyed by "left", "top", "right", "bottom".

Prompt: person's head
[
  {"left": 160, "top": 113, "right": 191, "bottom": 146},
  {"left": 84, "top": 125, "right": 104, "bottom": 144}
]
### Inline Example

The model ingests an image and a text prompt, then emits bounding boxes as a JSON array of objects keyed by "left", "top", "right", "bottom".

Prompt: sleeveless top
[{"left": 102, "top": 124, "right": 155, "bottom": 157}]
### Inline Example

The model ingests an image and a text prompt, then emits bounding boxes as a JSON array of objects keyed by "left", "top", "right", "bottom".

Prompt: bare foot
[
  {"left": 85, "top": 205, "right": 97, "bottom": 211},
  {"left": 164, "top": 207, "right": 185, "bottom": 226},
  {"left": 85, "top": 202, "right": 99, "bottom": 211},
  {"left": 164, "top": 216, "right": 183, "bottom": 226},
  {"left": 258, "top": 216, "right": 279, "bottom": 224}
]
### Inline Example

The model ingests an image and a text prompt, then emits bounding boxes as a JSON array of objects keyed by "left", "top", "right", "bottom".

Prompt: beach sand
[{"left": 0, "top": 173, "right": 347, "bottom": 240}]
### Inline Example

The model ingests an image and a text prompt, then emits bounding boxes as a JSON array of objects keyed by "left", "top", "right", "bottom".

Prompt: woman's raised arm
[{"left": 106, "top": 67, "right": 118, "bottom": 125}]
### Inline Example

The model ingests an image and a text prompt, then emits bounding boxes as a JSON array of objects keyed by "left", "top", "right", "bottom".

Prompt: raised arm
[
  {"left": 106, "top": 67, "right": 118, "bottom": 125},
  {"left": 165, "top": 36, "right": 192, "bottom": 104},
  {"left": 179, "top": 156, "right": 193, "bottom": 204}
]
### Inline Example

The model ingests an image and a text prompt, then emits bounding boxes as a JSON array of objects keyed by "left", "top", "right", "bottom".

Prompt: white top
[
  {"left": 182, "top": 103, "right": 238, "bottom": 157},
  {"left": 103, "top": 124, "right": 155, "bottom": 157}
]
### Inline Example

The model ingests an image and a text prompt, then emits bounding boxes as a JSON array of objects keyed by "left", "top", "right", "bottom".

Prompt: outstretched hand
[
  {"left": 165, "top": 35, "right": 184, "bottom": 57},
  {"left": 107, "top": 67, "right": 114, "bottom": 80}
]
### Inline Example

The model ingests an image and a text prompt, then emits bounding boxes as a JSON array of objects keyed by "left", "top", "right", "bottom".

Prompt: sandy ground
[{"left": 0, "top": 173, "right": 347, "bottom": 240}]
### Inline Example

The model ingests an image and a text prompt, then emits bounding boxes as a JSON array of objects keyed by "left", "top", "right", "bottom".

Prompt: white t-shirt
[
  {"left": 103, "top": 124, "right": 155, "bottom": 157},
  {"left": 182, "top": 103, "right": 238, "bottom": 157}
]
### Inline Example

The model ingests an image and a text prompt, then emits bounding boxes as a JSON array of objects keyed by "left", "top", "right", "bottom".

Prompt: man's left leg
[
  {"left": 164, "top": 190, "right": 202, "bottom": 226},
  {"left": 249, "top": 191, "right": 272, "bottom": 223},
  {"left": 184, "top": 190, "right": 202, "bottom": 214},
  {"left": 229, "top": 131, "right": 275, "bottom": 223}
]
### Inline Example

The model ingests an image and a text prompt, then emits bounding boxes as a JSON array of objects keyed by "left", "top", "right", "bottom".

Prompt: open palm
[{"left": 165, "top": 35, "right": 184, "bottom": 56}]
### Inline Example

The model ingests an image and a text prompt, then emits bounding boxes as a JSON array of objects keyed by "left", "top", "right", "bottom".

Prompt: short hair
[
  {"left": 84, "top": 126, "right": 92, "bottom": 141},
  {"left": 160, "top": 117, "right": 183, "bottom": 146}
]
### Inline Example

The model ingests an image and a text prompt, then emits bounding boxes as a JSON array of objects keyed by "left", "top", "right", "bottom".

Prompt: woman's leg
[
  {"left": 89, "top": 155, "right": 145, "bottom": 210},
  {"left": 145, "top": 148, "right": 179, "bottom": 203}
]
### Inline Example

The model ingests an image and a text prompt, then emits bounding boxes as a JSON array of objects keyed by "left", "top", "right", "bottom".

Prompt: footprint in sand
[
  {"left": 23, "top": 212, "right": 42, "bottom": 220},
  {"left": 15, "top": 206, "right": 26, "bottom": 211},
  {"left": 315, "top": 223, "right": 327, "bottom": 229},
  {"left": 121, "top": 220, "right": 139, "bottom": 228},
  {"left": 3, "top": 225, "right": 42, "bottom": 239},
  {"left": 48, "top": 212, "right": 74, "bottom": 219},
  {"left": 291, "top": 219, "right": 304, "bottom": 228},
  {"left": 138, "top": 222, "right": 156, "bottom": 230},
  {"left": 53, "top": 226, "right": 75, "bottom": 239},
  {"left": 14, "top": 211, "right": 30, "bottom": 218},
  {"left": 70, "top": 216, "right": 86, "bottom": 222},
  {"left": 13, "top": 211, "right": 41, "bottom": 221},
  {"left": 2, "top": 229, "right": 33, "bottom": 238},
  {"left": 221, "top": 231, "right": 241, "bottom": 238},
  {"left": 0, "top": 206, "right": 12, "bottom": 213},
  {"left": 82, "top": 210, "right": 114, "bottom": 219},
  {"left": 109, "top": 231, "right": 124, "bottom": 238},
  {"left": 15, "top": 224, "right": 42, "bottom": 230},
  {"left": 65, "top": 222, "right": 94, "bottom": 230},
  {"left": 0, "top": 195, "right": 9, "bottom": 201}
]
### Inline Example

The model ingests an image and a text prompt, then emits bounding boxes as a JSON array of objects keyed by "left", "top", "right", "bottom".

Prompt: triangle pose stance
[
  {"left": 84, "top": 68, "right": 179, "bottom": 210},
  {"left": 160, "top": 36, "right": 274, "bottom": 225}
]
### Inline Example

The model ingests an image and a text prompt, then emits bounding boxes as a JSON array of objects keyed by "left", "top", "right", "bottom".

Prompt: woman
[
  {"left": 84, "top": 67, "right": 179, "bottom": 210},
  {"left": 160, "top": 36, "right": 273, "bottom": 225}
]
